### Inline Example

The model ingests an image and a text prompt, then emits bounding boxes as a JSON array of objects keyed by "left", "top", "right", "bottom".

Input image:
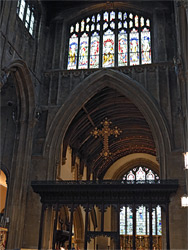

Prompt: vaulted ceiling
[{"left": 63, "top": 87, "right": 156, "bottom": 179}]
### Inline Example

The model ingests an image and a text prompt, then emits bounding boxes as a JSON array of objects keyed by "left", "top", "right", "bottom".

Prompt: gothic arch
[
  {"left": 44, "top": 69, "right": 172, "bottom": 180},
  {"left": 2, "top": 59, "right": 36, "bottom": 248}
]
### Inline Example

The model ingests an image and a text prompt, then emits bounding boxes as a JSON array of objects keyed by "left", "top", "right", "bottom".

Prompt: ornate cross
[{"left": 91, "top": 118, "right": 122, "bottom": 159}]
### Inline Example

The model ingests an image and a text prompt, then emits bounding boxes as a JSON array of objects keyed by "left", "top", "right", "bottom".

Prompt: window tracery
[
  {"left": 17, "top": 0, "right": 36, "bottom": 36},
  {"left": 120, "top": 166, "right": 162, "bottom": 236},
  {"left": 67, "top": 10, "right": 151, "bottom": 70}
]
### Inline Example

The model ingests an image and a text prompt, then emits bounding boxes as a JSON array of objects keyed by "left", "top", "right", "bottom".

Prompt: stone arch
[
  {"left": 2, "top": 59, "right": 36, "bottom": 248},
  {"left": 44, "top": 69, "right": 172, "bottom": 180}
]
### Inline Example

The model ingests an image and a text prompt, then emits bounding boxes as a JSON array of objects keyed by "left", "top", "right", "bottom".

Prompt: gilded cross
[{"left": 91, "top": 118, "right": 122, "bottom": 159}]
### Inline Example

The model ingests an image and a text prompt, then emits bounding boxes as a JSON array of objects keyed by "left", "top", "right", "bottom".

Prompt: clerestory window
[
  {"left": 17, "top": 0, "right": 36, "bottom": 36},
  {"left": 67, "top": 10, "right": 151, "bottom": 70}
]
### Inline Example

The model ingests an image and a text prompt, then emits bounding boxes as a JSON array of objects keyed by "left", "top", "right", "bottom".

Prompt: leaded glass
[
  {"left": 67, "top": 10, "right": 152, "bottom": 69},
  {"left": 78, "top": 33, "right": 89, "bottom": 69},
  {"left": 90, "top": 32, "right": 100, "bottom": 68},
  {"left": 130, "top": 28, "right": 139, "bottom": 65},
  {"left": 68, "top": 34, "right": 78, "bottom": 70},
  {"left": 123, "top": 12, "right": 127, "bottom": 20},
  {"left": 135, "top": 15, "right": 139, "bottom": 27},
  {"left": 146, "top": 169, "right": 155, "bottom": 180},
  {"left": 118, "top": 12, "right": 122, "bottom": 20},
  {"left": 120, "top": 207, "right": 126, "bottom": 235},
  {"left": 91, "top": 24, "right": 95, "bottom": 31},
  {"left": 19, "top": 0, "right": 26, "bottom": 20},
  {"left": 103, "top": 12, "right": 108, "bottom": 22},
  {"left": 127, "top": 207, "right": 133, "bottom": 235},
  {"left": 110, "top": 22, "right": 115, "bottom": 29},
  {"left": 29, "top": 12, "right": 34, "bottom": 35},
  {"left": 157, "top": 206, "right": 162, "bottom": 235},
  {"left": 141, "top": 28, "right": 151, "bottom": 64},
  {"left": 118, "top": 30, "right": 128, "bottom": 66},
  {"left": 75, "top": 22, "right": 79, "bottom": 32},
  {"left": 118, "top": 22, "right": 122, "bottom": 29},
  {"left": 129, "top": 20, "right": 133, "bottom": 28},
  {"left": 124, "top": 21, "right": 127, "bottom": 28},
  {"left": 126, "top": 170, "right": 135, "bottom": 180},
  {"left": 86, "top": 25, "right": 89, "bottom": 32},
  {"left": 25, "top": 6, "right": 31, "bottom": 28},
  {"left": 136, "top": 166, "right": 146, "bottom": 180},
  {"left": 92, "top": 15, "right": 95, "bottom": 23},
  {"left": 103, "top": 29, "right": 114, "bottom": 67},
  {"left": 152, "top": 209, "right": 156, "bottom": 235},
  {"left": 146, "top": 19, "right": 150, "bottom": 27},
  {"left": 70, "top": 26, "right": 74, "bottom": 33},
  {"left": 140, "top": 17, "right": 144, "bottom": 27},
  {"left": 97, "top": 14, "right": 101, "bottom": 22},
  {"left": 81, "top": 20, "right": 85, "bottom": 32},
  {"left": 129, "top": 13, "right": 133, "bottom": 19},
  {"left": 103, "top": 22, "right": 108, "bottom": 30},
  {"left": 136, "top": 205, "right": 146, "bottom": 235},
  {"left": 110, "top": 11, "right": 115, "bottom": 21}
]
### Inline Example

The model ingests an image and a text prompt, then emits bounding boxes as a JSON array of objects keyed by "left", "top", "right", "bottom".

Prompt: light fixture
[
  {"left": 181, "top": 194, "right": 188, "bottom": 207},
  {"left": 184, "top": 152, "right": 188, "bottom": 169}
]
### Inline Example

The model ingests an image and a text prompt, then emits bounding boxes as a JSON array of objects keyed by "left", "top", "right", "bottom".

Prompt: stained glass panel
[
  {"left": 120, "top": 207, "right": 126, "bottom": 235},
  {"left": 141, "top": 28, "right": 151, "bottom": 64},
  {"left": 146, "top": 170, "right": 155, "bottom": 180},
  {"left": 136, "top": 206, "right": 146, "bottom": 235},
  {"left": 135, "top": 15, "right": 139, "bottom": 27},
  {"left": 25, "top": 6, "right": 31, "bottom": 28},
  {"left": 118, "top": 30, "right": 128, "bottom": 66},
  {"left": 126, "top": 170, "right": 135, "bottom": 180},
  {"left": 118, "top": 22, "right": 122, "bottom": 29},
  {"left": 86, "top": 17, "right": 90, "bottom": 23},
  {"left": 103, "top": 12, "right": 108, "bottom": 22},
  {"left": 78, "top": 33, "right": 89, "bottom": 69},
  {"left": 118, "top": 12, "right": 122, "bottom": 20},
  {"left": 70, "top": 26, "right": 74, "bottom": 33},
  {"left": 97, "top": 23, "right": 100, "bottom": 31},
  {"left": 110, "top": 11, "right": 115, "bottom": 21},
  {"left": 140, "top": 17, "right": 144, "bottom": 27},
  {"left": 81, "top": 20, "right": 85, "bottom": 32},
  {"left": 146, "top": 19, "right": 150, "bottom": 27},
  {"left": 152, "top": 209, "right": 156, "bottom": 235},
  {"left": 123, "top": 12, "right": 127, "bottom": 20},
  {"left": 68, "top": 34, "right": 78, "bottom": 70},
  {"left": 136, "top": 166, "right": 146, "bottom": 180},
  {"left": 127, "top": 207, "right": 133, "bottom": 235},
  {"left": 130, "top": 28, "right": 139, "bottom": 65},
  {"left": 103, "top": 29, "right": 114, "bottom": 67},
  {"left": 129, "top": 20, "right": 133, "bottom": 28},
  {"left": 97, "top": 14, "right": 101, "bottom": 22},
  {"left": 91, "top": 24, "right": 95, "bottom": 31},
  {"left": 157, "top": 206, "right": 162, "bottom": 235},
  {"left": 129, "top": 13, "right": 133, "bottom": 19},
  {"left": 92, "top": 15, "right": 95, "bottom": 23},
  {"left": 86, "top": 25, "right": 89, "bottom": 32},
  {"left": 110, "top": 22, "right": 115, "bottom": 29},
  {"left": 90, "top": 32, "right": 100, "bottom": 68},
  {"left": 75, "top": 22, "right": 79, "bottom": 32},
  {"left": 124, "top": 21, "right": 127, "bottom": 28},
  {"left": 103, "top": 22, "right": 108, "bottom": 30}
]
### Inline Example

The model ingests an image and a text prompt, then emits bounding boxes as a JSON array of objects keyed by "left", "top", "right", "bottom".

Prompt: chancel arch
[{"left": 44, "top": 69, "right": 172, "bottom": 181}]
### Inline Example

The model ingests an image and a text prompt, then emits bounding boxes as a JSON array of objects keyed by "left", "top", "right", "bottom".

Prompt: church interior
[{"left": 0, "top": 0, "right": 188, "bottom": 249}]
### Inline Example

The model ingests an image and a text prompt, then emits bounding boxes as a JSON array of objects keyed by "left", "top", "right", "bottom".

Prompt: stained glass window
[
  {"left": 67, "top": 10, "right": 152, "bottom": 69},
  {"left": 90, "top": 32, "right": 100, "bottom": 68},
  {"left": 103, "top": 29, "right": 115, "bottom": 68},
  {"left": 17, "top": 0, "right": 36, "bottom": 36},
  {"left": 118, "top": 30, "right": 128, "bottom": 66},
  {"left": 120, "top": 166, "right": 162, "bottom": 237},
  {"left": 68, "top": 34, "right": 78, "bottom": 70},
  {"left": 78, "top": 33, "right": 89, "bottom": 69}
]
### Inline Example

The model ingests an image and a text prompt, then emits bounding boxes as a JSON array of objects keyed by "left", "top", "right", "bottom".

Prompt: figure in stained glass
[
  {"left": 68, "top": 34, "right": 78, "bottom": 70},
  {"left": 103, "top": 30, "right": 114, "bottom": 67},
  {"left": 78, "top": 34, "right": 88, "bottom": 69},
  {"left": 130, "top": 29, "right": 139, "bottom": 65},
  {"left": 90, "top": 33, "right": 100, "bottom": 68},
  {"left": 118, "top": 30, "right": 128, "bottom": 66}
]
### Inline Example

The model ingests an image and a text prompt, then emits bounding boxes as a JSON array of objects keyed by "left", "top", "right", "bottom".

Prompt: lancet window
[
  {"left": 17, "top": 0, "right": 36, "bottom": 36},
  {"left": 120, "top": 166, "right": 162, "bottom": 237},
  {"left": 67, "top": 11, "right": 151, "bottom": 70}
]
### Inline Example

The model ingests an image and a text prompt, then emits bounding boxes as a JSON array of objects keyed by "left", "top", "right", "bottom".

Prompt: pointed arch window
[
  {"left": 120, "top": 166, "right": 162, "bottom": 238},
  {"left": 67, "top": 10, "right": 152, "bottom": 70}
]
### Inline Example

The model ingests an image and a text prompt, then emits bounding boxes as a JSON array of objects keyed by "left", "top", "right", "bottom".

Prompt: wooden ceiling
[{"left": 63, "top": 87, "right": 156, "bottom": 179}]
